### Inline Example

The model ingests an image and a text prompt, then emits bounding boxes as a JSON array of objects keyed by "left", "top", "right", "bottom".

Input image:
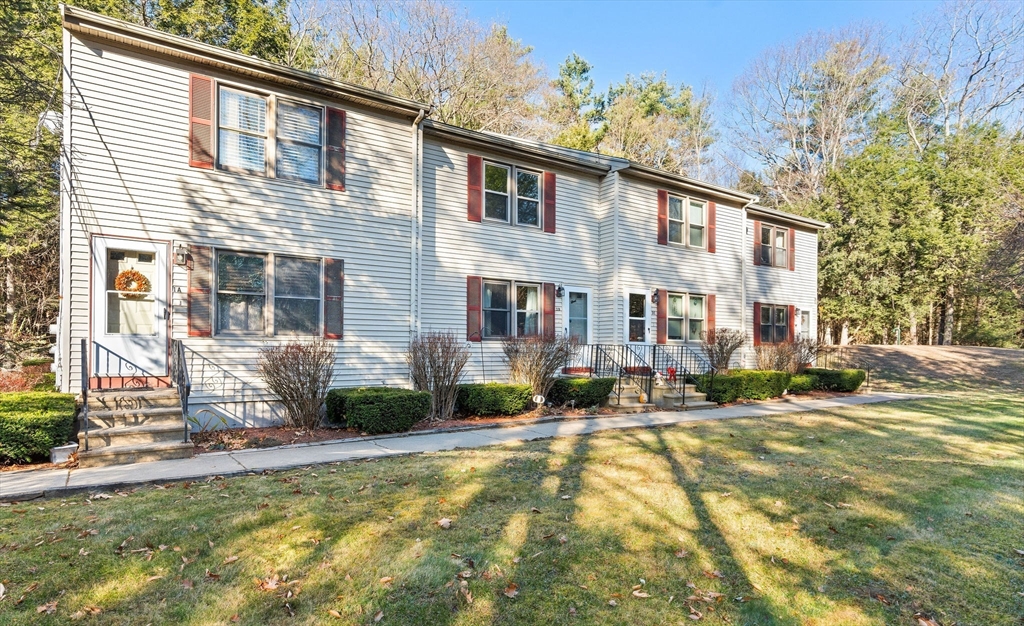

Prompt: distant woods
[{"left": 1, "top": 0, "right": 1022, "bottom": 354}]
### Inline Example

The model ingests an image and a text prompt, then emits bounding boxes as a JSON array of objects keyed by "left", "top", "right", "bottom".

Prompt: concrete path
[{"left": 0, "top": 392, "right": 926, "bottom": 501}]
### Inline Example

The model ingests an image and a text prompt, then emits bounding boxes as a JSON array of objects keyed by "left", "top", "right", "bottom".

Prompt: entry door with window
[
  {"left": 563, "top": 287, "right": 592, "bottom": 344},
  {"left": 91, "top": 237, "right": 168, "bottom": 377},
  {"left": 626, "top": 292, "right": 649, "bottom": 344}
]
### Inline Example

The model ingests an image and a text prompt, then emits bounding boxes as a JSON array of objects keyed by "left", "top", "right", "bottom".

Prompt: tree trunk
[
  {"left": 909, "top": 309, "right": 918, "bottom": 345},
  {"left": 928, "top": 302, "right": 935, "bottom": 345},
  {"left": 942, "top": 284, "right": 955, "bottom": 346},
  {"left": 840, "top": 320, "right": 850, "bottom": 345}
]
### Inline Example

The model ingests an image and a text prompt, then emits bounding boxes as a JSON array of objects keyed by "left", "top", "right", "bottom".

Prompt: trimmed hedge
[
  {"left": 0, "top": 392, "right": 77, "bottom": 463},
  {"left": 457, "top": 383, "right": 533, "bottom": 416},
  {"left": 805, "top": 368, "right": 867, "bottom": 392},
  {"left": 32, "top": 373, "right": 56, "bottom": 392},
  {"left": 699, "top": 370, "right": 792, "bottom": 403},
  {"left": 325, "top": 387, "right": 431, "bottom": 434},
  {"left": 547, "top": 377, "right": 616, "bottom": 408},
  {"left": 21, "top": 358, "right": 53, "bottom": 367},
  {"left": 788, "top": 374, "right": 818, "bottom": 394}
]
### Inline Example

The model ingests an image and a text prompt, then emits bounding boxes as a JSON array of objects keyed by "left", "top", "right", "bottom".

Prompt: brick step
[
  {"left": 77, "top": 441, "right": 194, "bottom": 468},
  {"left": 84, "top": 406, "right": 183, "bottom": 429},
  {"left": 87, "top": 388, "right": 180, "bottom": 411},
  {"left": 78, "top": 422, "right": 190, "bottom": 449}
]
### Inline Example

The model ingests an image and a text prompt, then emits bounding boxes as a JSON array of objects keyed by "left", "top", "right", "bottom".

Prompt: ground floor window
[
  {"left": 667, "top": 293, "right": 706, "bottom": 341},
  {"left": 215, "top": 250, "right": 323, "bottom": 336},
  {"left": 481, "top": 279, "right": 545, "bottom": 339},
  {"left": 759, "top": 304, "right": 789, "bottom": 344}
]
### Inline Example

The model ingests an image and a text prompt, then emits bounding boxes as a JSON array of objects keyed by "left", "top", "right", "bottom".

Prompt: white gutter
[
  {"left": 740, "top": 195, "right": 759, "bottom": 368},
  {"left": 410, "top": 108, "right": 427, "bottom": 346}
]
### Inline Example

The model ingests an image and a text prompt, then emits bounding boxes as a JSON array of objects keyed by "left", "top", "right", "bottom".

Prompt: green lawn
[{"left": 1, "top": 394, "right": 1022, "bottom": 624}]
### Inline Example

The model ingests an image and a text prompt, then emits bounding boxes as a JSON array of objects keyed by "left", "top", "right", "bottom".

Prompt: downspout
[
  {"left": 409, "top": 108, "right": 427, "bottom": 349},
  {"left": 740, "top": 196, "right": 759, "bottom": 369}
]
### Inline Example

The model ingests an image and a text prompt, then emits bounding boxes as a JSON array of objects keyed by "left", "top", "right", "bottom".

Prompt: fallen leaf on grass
[
  {"left": 437, "top": 518, "right": 452, "bottom": 529},
  {"left": 70, "top": 605, "right": 102, "bottom": 620},
  {"left": 503, "top": 583, "right": 519, "bottom": 598},
  {"left": 36, "top": 600, "right": 57, "bottom": 614},
  {"left": 632, "top": 589, "right": 650, "bottom": 598},
  {"left": 182, "top": 580, "right": 194, "bottom": 589},
  {"left": 674, "top": 549, "right": 690, "bottom": 558},
  {"left": 256, "top": 575, "right": 280, "bottom": 591},
  {"left": 146, "top": 575, "right": 164, "bottom": 582},
  {"left": 608, "top": 599, "right": 617, "bottom": 606},
  {"left": 327, "top": 609, "right": 342, "bottom": 618},
  {"left": 531, "top": 507, "right": 541, "bottom": 513},
  {"left": 914, "top": 613, "right": 940, "bottom": 626},
  {"left": 223, "top": 556, "right": 239, "bottom": 564},
  {"left": 1015, "top": 549, "right": 1024, "bottom": 556},
  {"left": 702, "top": 570, "right": 725, "bottom": 579},
  {"left": 379, "top": 577, "right": 394, "bottom": 585},
  {"left": 205, "top": 569, "right": 221, "bottom": 580},
  {"left": 373, "top": 610, "right": 384, "bottom": 622}
]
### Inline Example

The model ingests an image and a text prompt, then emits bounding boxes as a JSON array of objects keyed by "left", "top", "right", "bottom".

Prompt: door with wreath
[{"left": 91, "top": 237, "right": 169, "bottom": 379}]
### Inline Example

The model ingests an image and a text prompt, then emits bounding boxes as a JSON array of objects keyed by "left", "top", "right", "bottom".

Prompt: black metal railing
[
  {"left": 80, "top": 338, "right": 90, "bottom": 452},
  {"left": 563, "top": 343, "right": 655, "bottom": 406},
  {"left": 171, "top": 339, "right": 192, "bottom": 443},
  {"left": 650, "top": 344, "right": 717, "bottom": 406}
]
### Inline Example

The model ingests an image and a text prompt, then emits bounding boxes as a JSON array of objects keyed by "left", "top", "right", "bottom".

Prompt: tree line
[{"left": 1, "top": 0, "right": 1021, "bottom": 363}]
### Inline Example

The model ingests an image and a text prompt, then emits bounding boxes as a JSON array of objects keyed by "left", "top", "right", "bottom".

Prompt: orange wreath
[{"left": 114, "top": 268, "right": 151, "bottom": 298}]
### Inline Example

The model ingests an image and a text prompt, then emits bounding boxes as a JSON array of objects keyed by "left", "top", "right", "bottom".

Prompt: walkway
[{"left": 0, "top": 392, "right": 925, "bottom": 501}]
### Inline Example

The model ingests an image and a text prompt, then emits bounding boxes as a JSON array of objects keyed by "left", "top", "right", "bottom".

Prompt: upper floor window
[
  {"left": 667, "top": 293, "right": 705, "bottom": 341},
  {"left": 758, "top": 224, "right": 789, "bottom": 268},
  {"left": 216, "top": 86, "right": 324, "bottom": 185},
  {"left": 668, "top": 195, "right": 706, "bottom": 248},
  {"left": 484, "top": 162, "right": 542, "bottom": 228}
]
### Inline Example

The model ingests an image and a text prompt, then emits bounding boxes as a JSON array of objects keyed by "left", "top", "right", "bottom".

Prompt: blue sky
[{"left": 465, "top": 0, "right": 940, "bottom": 95}]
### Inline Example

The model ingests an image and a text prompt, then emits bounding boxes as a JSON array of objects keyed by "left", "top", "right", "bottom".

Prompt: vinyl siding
[
  {"left": 61, "top": 34, "right": 415, "bottom": 425},
  {"left": 419, "top": 139, "right": 604, "bottom": 381}
]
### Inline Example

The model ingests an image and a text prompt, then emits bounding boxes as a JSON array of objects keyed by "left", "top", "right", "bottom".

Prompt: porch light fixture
[
  {"left": 174, "top": 244, "right": 191, "bottom": 268},
  {"left": 555, "top": 284, "right": 564, "bottom": 298},
  {"left": 651, "top": 290, "right": 660, "bottom": 305}
]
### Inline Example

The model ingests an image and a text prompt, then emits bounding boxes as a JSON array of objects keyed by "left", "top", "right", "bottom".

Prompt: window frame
[
  {"left": 666, "top": 193, "right": 707, "bottom": 249},
  {"left": 665, "top": 292, "right": 706, "bottom": 342},
  {"left": 214, "top": 83, "right": 327, "bottom": 187},
  {"left": 482, "top": 160, "right": 544, "bottom": 230},
  {"left": 213, "top": 248, "right": 326, "bottom": 337},
  {"left": 757, "top": 223, "right": 790, "bottom": 268},
  {"left": 759, "top": 303, "right": 790, "bottom": 344},
  {"left": 515, "top": 282, "right": 541, "bottom": 337},
  {"left": 478, "top": 279, "right": 548, "bottom": 340}
]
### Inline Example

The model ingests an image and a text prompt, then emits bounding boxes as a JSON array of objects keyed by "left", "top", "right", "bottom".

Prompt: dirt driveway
[{"left": 836, "top": 344, "right": 1023, "bottom": 393}]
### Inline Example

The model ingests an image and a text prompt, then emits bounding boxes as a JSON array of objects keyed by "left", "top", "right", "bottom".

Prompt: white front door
[
  {"left": 562, "top": 287, "right": 592, "bottom": 344},
  {"left": 625, "top": 291, "right": 650, "bottom": 344},
  {"left": 91, "top": 237, "right": 169, "bottom": 377}
]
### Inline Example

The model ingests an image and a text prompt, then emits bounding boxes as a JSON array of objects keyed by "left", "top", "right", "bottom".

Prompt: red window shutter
[
  {"left": 187, "top": 245, "right": 212, "bottom": 336},
  {"left": 752, "top": 302, "right": 761, "bottom": 347},
  {"left": 325, "top": 108, "right": 347, "bottom": 191},
  {"left": 467, "top": 155, "right": 483, "bottom": 222},
  {"left": 707, "top": 294, "right": 716, "bottom": 339},
  {"left": 656, "top": 289, "right": 668, "bottom": 344},
  {"left": 789, "top": 228, "right": 796, "bottom": 271},
  {"left": 323, "top": 258, "right": 345, "bottom": 339},
  {"left": 542, "top": 282, "right": 556, "bottom": 339},
  {"left": 752, "top": 220, "right": 762, "bottom": 266},
  {"left": 467, "top": 276, "right": 482, "bottom": 341},
  {"left": 787, "top": 304, "right": 795, "bottom": 343},
  {"left": 543, "top": 172, "right": 556, "bottom": 233},
  {"left": 708, "top": 201, "right": 717, "bottom": 253},
  {"left": 657, "top": 190, "right": 668, "bottom": 245},
  {"left": 189, "top": 74, "right": 214, "bottom": 169}
]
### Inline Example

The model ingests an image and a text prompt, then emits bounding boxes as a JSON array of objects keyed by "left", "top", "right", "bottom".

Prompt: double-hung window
[
  {"left": 216, "top": 86, "right": 325, "bottom": 185},
  {"left": 219, "top": 88, "right": 268, "bottom": 173},
  {"left": 667, "top": 293, "right": 706, "bottom": 341},
  {"left": 480, "top": 280, "right": 543, "bottom": 338},
  {"left": 215, "top": 250, "right": 324, "bottom": 336},
  {"left": 758, "top": 224, "right": 789, "bottom": 268},
  {"left": 516, "top": 284, "right": 540, "bottom": 335},
  {"left": 483, "top": 162, "right": 542, "bottom": 228},
  {"left": 482, "top": 280, "right": 511, "bottom": 338},
  {"left": 668, "top": 194, "right": 707, "bottom": 248},
  {"left": 759, "top": 304, "right": 789, "bottom": 344}
]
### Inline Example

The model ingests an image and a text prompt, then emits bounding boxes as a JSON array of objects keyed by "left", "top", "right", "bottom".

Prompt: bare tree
[
  {"left": 501, "top": 335, "right": 577, "bottom": 400},
  {"left": 257, "top": 339, "right": 336, "bottom": 429},
  {"left": 699, "top": 328, "right": 745, "bottom": 374},
  {"left": 729, "top": 27, "right": 889, "bottom": 206},
  {"left": 408, "top": 330, "right": 469, "bottom": 422}
]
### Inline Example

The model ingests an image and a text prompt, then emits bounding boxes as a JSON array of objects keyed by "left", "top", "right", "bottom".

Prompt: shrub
[
  {"left": 793, "top": 339, "right": 823, "bottom": 373},
  {"left": 408, "top": 330, "right": 469, "bottom": 422},
  {"left": 0, "top": 392, "right": 77, "bottom": 463},
  {"left": 326, "top": 387, "right": 430, "bottom": 434},
  {"left": 457, "top": 383, "right": 533, "bottom": 416},
  {"left": 502, "top": 335, "right": 578, "bottom": 400},
  {"left": 699, "top": 329, "right": 745, "bottom": 374},
  {"left": 547, "top": 377, "right": 615, "bottom": 408},
  {"left": 788, "top": 374, "right": 818, "bottom": 394},
  {"left": 257, "top": 339, "right": 336, "bottom": 429},
  {"left": 698, "top": 370, "right": 792, "bottom": 403},
  {"left": 21, "top": 358, "right": 53, "bottom": 367},
  {"left": 32, "top": 373, "right": 56, "bottom": 392},
  {"left": 805, "top": 368, "right": 867, "bottom": 392},
  {"left": 754, "top": 342, "right": 798, "bottom": 372}
]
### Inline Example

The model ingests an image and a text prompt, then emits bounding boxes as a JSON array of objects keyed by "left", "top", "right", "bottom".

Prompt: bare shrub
[
  {"left": 699, "top": 328, "right": 745, "bottom": 374},
  {"left": 754, "top": 342, "right": 798, "bottom": 373},
  {"left": 257, "top": 339, "right": 336, "bottom": 429},
  {"left": 408, "top": 330, "right": 470, "bottom": 422},
  {"left": 793, "top": 338, "right": 822, "bottom": 373},
  {"left": 501, "top": 335, "right": 578, "bottom": 400}
]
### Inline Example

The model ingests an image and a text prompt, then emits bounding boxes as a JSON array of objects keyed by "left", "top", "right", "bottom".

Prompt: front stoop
[{"left": 78, "top": 388, "right": 193, "bottom": 467}]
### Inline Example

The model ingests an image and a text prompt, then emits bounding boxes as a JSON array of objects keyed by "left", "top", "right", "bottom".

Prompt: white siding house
[{"left": 57, "top": 7, "right": 827, "bottom": 428}]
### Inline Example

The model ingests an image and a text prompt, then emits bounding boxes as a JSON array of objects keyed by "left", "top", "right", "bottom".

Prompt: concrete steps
[{"left": 79, "top": 388, "right": 193, "bottom": 467}]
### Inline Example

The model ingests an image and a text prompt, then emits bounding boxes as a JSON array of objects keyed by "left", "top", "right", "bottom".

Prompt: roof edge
[
  {"left": 60, "top": 4, "right": 430, "bottom": 117},
  {"left": 747, "top": 205, "right": 830, "bottom": 230},
  {"left": 619, "top": 163, "right": 757, "bottom": 205}
]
